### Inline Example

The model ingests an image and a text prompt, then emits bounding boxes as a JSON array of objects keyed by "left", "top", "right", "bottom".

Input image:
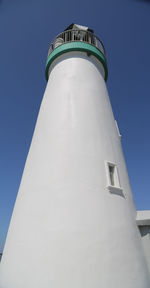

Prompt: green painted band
[{"left": 45, "top": 42, "right": 108, "bottom": 81}]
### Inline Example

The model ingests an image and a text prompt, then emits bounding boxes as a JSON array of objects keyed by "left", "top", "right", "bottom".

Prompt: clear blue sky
[{"left": 0, "top": 0, "right": 150, "bottom": 252}]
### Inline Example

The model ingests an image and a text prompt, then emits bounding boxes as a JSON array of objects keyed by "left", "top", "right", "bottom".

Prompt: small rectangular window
[
  {"left": 105, "top": 161, "right": 122, "bottom": 188},
  {"left": 107, "top": 162, "right": 120, "bottom": 188},
  {"left": 105, "top": 161, "right": 123, "bottom": 196}
]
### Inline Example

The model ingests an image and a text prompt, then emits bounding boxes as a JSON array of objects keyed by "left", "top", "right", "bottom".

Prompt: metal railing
[{"left": 47, "top": 29, "right": 106, "bottom": 58}]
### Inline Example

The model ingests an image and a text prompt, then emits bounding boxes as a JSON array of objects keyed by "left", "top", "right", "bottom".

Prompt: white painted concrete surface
[{"left": 0, "top": 52, "right": 149, "bottom": 288}]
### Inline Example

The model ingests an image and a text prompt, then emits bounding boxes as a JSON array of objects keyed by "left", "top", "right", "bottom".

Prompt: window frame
[{"left": 105, "top": 161, "right": 123, "bottom": 196}]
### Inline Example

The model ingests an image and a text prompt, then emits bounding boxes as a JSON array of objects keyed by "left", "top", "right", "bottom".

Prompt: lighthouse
[{"left": 0, "top": 24, "right": 149, "bottom": 288}]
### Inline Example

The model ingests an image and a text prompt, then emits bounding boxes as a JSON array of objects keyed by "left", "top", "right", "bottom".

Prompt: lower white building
[{"left": 137, "top": 210, "right": 150, "bottom": 274}]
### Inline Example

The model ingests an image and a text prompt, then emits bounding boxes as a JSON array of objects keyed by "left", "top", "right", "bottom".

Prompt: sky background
[{"left": 0, "top": 0, "right": 150, "bottom": 252}]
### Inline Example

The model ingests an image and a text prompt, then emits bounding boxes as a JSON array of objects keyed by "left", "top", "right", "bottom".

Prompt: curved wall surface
[{"left": 0, "top": 52, "right": 149, "bottom": 288}]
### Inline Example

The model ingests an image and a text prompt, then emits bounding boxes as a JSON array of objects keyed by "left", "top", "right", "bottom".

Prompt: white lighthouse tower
[{"left": 0, "top": 24, "right": 149, "bottom": 288}]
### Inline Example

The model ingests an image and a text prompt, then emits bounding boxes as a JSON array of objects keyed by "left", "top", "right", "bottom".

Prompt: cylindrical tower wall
[{"left": 0, "top": 51, "right": 149, "bottom": 288}]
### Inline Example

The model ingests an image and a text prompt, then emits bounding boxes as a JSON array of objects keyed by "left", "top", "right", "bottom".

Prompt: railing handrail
[{"left": 47, "top": 29, "right": 106, "bottom": 58}]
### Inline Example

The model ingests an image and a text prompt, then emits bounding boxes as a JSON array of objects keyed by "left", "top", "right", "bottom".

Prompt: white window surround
[
  {"left": 105, "top": 161, "right": 123, "bottom": 196},
  {"left": 115, "top": 120, "right": 121, "bottom": 140}
]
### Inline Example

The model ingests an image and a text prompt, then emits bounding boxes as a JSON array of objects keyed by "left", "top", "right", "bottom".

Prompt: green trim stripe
[{"left": 45, "top": 42, "right": 108, "bottom": 81}]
